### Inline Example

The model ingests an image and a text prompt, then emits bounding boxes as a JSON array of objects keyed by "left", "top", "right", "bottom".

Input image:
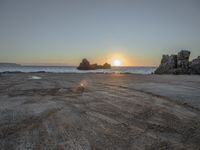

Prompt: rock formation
[
  {"left": 77, "top": 59, "right": 91, "bottom": 70},
  {"left": 154, "top": 55, "right": 177, "bottom": 74},
  {"left": 77, "top": 59, "right": 111, "bottom": 70},
  {"left": 155, "top": 50, "right": 200, "bottom": 74},
  {"left": 190, "top": 56, "right": 200, "bottom": 74},
  {"left": 177, "top": 50, "right": 190, "bottom": 74},
  {"left": 103, "top": 63, "right": 111, "bottom": 69}
]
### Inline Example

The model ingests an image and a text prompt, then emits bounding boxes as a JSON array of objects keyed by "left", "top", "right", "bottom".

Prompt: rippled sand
[{"left": 0, "top": 73, "right": 200, "bottom": 150}]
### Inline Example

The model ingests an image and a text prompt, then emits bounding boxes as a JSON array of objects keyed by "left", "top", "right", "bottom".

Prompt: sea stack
[
  {"left": 77, "top": 58, "right": 91, "bottom": 70},
  {"left": 77, "top": 59, "right": 111, "bottom": 70},
  {"left": 155, "top": 50, "right": 200, "bottom": 74}
]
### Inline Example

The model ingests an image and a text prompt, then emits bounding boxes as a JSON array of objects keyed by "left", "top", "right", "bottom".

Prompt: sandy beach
[{"left": 0, "top": 73, "right": 200, "bottom": 150}]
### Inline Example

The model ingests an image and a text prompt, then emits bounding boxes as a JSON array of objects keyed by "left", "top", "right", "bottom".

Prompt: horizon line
[{"left": 0, "top": 62, "right": 157, "bottom": 68}]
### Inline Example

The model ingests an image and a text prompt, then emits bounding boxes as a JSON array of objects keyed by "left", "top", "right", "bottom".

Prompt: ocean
[{"left": 0, "top": 66, "right": 156, "bottom": 74}]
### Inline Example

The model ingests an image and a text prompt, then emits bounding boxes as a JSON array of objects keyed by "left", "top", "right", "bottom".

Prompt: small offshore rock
[
  {"left": 77, "top": 58, "right": 91, "bottom": 70},
  {"left": 77, "top": 58, "right": 111, "bottom": 70}
]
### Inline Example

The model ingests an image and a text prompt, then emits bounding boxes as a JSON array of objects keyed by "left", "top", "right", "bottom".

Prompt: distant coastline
[{"left": 0, "top": 63, "right": 21, "bottom": 67}]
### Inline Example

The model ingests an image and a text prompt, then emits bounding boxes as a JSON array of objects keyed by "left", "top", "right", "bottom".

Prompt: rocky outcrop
[
  {"left": 190, "top": 56, "right": 200, "bottom": 74},
  {"left": 177, "top": 50, "right": 190, "bottom": 74},
  {"left": 77, "top": 59, "right": 111, "bottom": 70},
  {"left": 154, "top": 55, "right": 177, "bottom": 74},
  {"left": 155, "top": 50, "right": 200, "bottom": 75},
  {"left": 77, "top": 59, "right": 91, "bottom": 70},
  {"left": 103, "top": 63, "right": 111, "bottom": 69}
]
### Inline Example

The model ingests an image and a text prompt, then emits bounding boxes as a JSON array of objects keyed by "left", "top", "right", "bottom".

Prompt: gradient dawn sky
[{"left": 0, "top": 0, "right": 200, "bottom": 66}]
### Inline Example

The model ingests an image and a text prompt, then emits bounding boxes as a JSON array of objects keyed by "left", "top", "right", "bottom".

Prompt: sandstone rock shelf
[{"left": 0, "top": 73, "right": 200, "bottom": 149}]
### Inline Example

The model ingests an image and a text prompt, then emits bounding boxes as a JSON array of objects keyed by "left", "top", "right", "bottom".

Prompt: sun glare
[{"left": 113, "top": 59, "right": 122, "bottom": 66}]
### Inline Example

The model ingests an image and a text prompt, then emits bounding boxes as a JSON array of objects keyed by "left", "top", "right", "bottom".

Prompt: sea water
[{"left": 0, "top": 66, "right": 156, "bottom": 74}]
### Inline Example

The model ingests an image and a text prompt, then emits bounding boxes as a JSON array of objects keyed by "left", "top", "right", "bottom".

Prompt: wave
[{"left": 0, "top": 66, "right": 156, "bottom": 74}]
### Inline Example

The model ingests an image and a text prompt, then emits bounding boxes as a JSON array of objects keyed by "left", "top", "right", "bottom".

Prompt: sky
[{"left": 0, "top": 0, "right": 200, "bottom": 66}]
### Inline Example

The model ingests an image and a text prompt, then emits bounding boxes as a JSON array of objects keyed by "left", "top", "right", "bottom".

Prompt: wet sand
[{"left": 0, "top": 73, "right": 200, "bottom": 150}]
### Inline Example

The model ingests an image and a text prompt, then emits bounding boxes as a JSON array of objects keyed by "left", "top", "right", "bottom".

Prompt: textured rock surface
[
  {"left": 77, "top": 59, "right": 111, "bottom": 70},
  {"left": 190, "top": 56, "right": 200, "bottom": 74},
  {"left": 0, "top": 73, "right": 200, "bottom": 149},
  {"left": 154, "top": 55, "right": 177, "bottom": 74},
  {"left": 155, "top": 50, "right": 200, "bottom": 74},
  {"left": 177, "top": 50, "right": 190, "bottom": 74}
]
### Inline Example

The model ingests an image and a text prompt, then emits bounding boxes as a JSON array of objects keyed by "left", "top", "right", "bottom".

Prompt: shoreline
[
  {"left": 1, "top": 71, "right": 200, "bottom": 76},
  {"left": 0, "top": 71, "right": 153, "bottom": 75},
  {"left": 0, "top": 66, "right": 157, "bottom": 75}
]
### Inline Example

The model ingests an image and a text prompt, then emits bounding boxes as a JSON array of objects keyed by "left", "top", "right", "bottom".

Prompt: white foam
[{"left": 0, "top": 66, "right": 156, "bottom": 74}]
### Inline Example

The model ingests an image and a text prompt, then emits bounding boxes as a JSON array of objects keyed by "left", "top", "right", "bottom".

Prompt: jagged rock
[
  {"left": 190, "top": 56, "right": 200, "bottom": 74},
  {"left": 77, "top": 59, "right": 91, "bottom": 70},
  {"left": 155, "top": 50, "right": 200, "bottom": 75},
  {"left": 154, "top": 54, "right": 177, "bottom": 74},
  {"left": 177, "top": 50, "right": 190, "bottom": 74},
  {"left": 77, "top": 59, "right": 111, "bottom": 70}
]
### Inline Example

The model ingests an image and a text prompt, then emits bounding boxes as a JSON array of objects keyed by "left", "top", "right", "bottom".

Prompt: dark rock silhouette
[
  {"left": 177, "top": 50, "right": 190, "bottom": 74},
  {"left": 77, "top": 59, "right": 111, "bottom": 70},
  {"left": 0, "top": 63, "right": 21, "bottom": 67},
  {"left": 103, "top": 63, "right": 111, "bottom": 69},
  {"left": 155, "top": 55, "right": 177, "bottom": 74},
  {"left": 190, "top": 56, "right": 200, "bottom": 74},
  {"left": 77, "top": 59, "right": 91, "bottom": 70},
  {"left": 155, "top": 50, "right": 200, "bottom": 74},
  {"left": 90, "top": 63, "right": 98, "bottom": 70}
]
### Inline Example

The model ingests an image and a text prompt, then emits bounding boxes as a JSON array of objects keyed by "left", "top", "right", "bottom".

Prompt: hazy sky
[{"left": 0, "top": 0, "right": 200, "bottom": 66}]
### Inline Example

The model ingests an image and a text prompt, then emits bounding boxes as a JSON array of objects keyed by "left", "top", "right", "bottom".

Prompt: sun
[{"left": 112, "top": 59, "right": 122, "bottom": 66}]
